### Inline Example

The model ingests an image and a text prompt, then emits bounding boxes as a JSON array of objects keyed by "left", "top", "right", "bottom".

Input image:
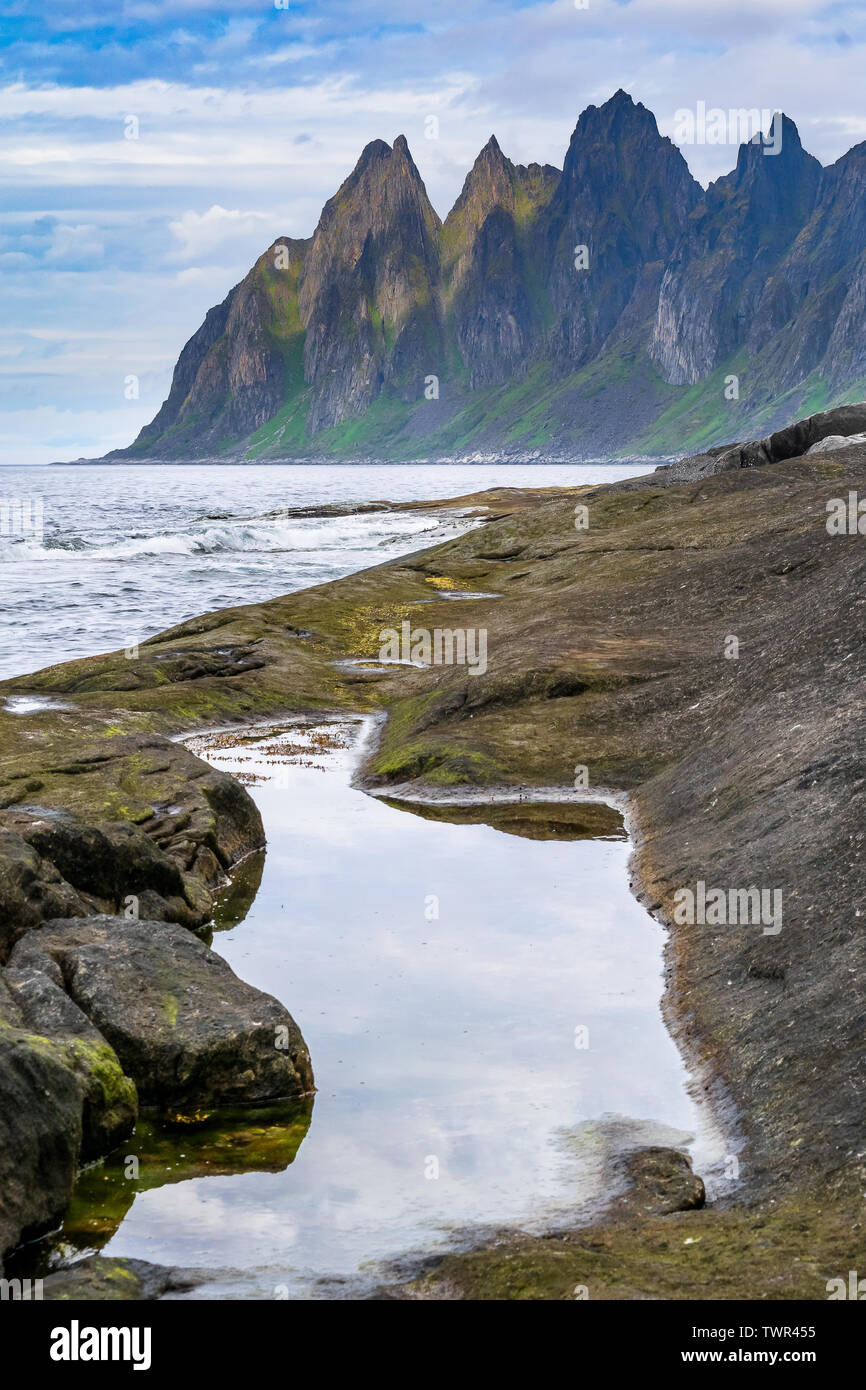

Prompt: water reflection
[
  {"left": 212, "top": 847, "right": 266, "bottom": 932},
  {"left": 23, "top": 1102, "right": 312, "bottom": 1274},
  {"left": 379, "top": 797, "right": 627, "bottom": 842},
  {"left": 29, "top": 717, "right": 718, "bottom": 1296}
]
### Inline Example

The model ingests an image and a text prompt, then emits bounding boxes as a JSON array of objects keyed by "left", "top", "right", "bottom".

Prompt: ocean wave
[{"left": 0, "top": 513, "right": 467, "bottom": 563}]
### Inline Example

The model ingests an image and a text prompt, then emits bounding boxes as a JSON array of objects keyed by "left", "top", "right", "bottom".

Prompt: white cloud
[
  {"left": 168, "top": 204, "right": 271, "bottom": 261},
  {"left": 45, "top": 223, "right": 105, "bottom": 263},
  {"left": 2, "top": 0, "right": 865, "bottom": 461}
]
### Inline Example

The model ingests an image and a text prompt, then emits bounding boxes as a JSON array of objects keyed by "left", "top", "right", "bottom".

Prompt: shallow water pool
[{"left": 37, "top": 718, "right": 723, "bottom": 1297}]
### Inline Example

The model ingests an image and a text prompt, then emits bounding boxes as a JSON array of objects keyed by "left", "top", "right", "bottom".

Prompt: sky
[{"left": 2, "top": 0, "right": 865, "bottom": 464}]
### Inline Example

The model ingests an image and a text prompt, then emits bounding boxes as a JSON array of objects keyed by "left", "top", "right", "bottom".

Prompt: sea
[{"left": 0, "top": 461, "right": 649, "bottom": 681}]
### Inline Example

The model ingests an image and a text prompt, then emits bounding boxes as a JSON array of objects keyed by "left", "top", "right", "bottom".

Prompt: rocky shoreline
[{"left": 1, "top": 404, "right": 864, "bottom": 1297}]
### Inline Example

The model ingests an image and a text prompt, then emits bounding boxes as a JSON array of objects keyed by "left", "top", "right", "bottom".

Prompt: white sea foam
[
  {"left": 2, "top": 513, "right": 465, "bottom": 562},
  {"left": 0, "top": 459, "right": 647, "bottom": 679}
]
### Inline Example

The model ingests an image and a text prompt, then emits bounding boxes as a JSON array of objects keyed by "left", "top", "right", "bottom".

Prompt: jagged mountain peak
[
  {"left": 453, "top": 136, "right": 515, "bottom": 201},
  {"left": 832, "top": 137, "right": 866, "bottom": 171},
  {"left": 556, "top": 87, "right": 699, "bottom": 210},
  {"left": 546, "top": 91, "right": 701, "bottom": 365},
  {"left": 296, "top": 129, "right": 442, "bottom": 432},
  {"left": 120, "top": 91, "right": 866, "bottom": 464},
  {"left": 442, "top": 132, "right": 557, "bottom": 298},
  {"left": 258, "top": 234, "right": 308, "bottom": 265},
  {"left": 439, "top": 130, "right": 558, "bottom": 387},
  {"left": 571, "top": 88, "right": 659, "bottom": 142},
  {"left": 581, "top": 87, "right": 641, "bottom": 117},
  {"left": 465, "top": 134, "right": 514, "bottom": 179},
  {"left": 730, "top": 113, "right": 812, "bottom": 177},
  {"left": 450, "top": 133, "right": 557, "bottom": 213},
  {"left": 705, "top": 111, "right": 821, "bottom": 230},
  {"left": 308, "top": 131, "right": 440, "bottom": 266},
  {"left": 331, "top": 133, "right": 430, "bottom": 206},
  {"left": 353, "top": 137, "right": 392, "bottom": 172},
  {"left": 652, "top": 115, "right": 824, "bottom": 386}
]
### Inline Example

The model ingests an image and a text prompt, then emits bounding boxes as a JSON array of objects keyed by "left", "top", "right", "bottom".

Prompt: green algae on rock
[
  {"left": 40, "top": 1255, "right": 205, "bottom": 1301},
  {"left": 0, "top": 972, "right": 135, "bottom": 1262}
]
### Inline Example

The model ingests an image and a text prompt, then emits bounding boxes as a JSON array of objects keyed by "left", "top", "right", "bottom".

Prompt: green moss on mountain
[{"left": 104, "top": 94, "right": 866, "bottom": 463}]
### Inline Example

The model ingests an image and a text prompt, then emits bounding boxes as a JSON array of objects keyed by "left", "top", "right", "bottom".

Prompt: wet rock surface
[
  {"left": 8, "top": 915, "right": 313, "bottom": 1109},
  {"left": 378, "top": 1145, "right": 708, "bottom": 1300},
  {"left": 0, "top": 734, "right": 275, "bottom": 1267},
  {"left": 610, "top": 1147, "right": 706, "bottom": 1220},
  {"left": 0, "top": 972, "right": 136, "bottom": 1261},
  {"left": 3, "top": 962, "right": 138, "bottom": 1161},
  {"left": 0, "top": 1019, "right": 86, "bottom": 1262},
  {"left": 40, "top": 1255, "right": 205, "bottom": 1301},
  {"left": 0, "top": 909, "right": 312, "bottom": 1265}
]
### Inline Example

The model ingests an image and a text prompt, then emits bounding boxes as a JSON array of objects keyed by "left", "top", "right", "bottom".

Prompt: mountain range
[{"left": 111, "top": 90, "right": 866, "bottom": 462}]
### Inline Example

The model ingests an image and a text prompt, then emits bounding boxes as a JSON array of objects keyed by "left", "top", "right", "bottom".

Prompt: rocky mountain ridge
[{"left": 111, "top": 91, "right": 866, "bottom": 462}]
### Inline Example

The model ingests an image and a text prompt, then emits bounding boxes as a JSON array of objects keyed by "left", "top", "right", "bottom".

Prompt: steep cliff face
[
  {"left": 545, "top": 91, "right": 701, "bottom": 368},
  {"left": 441, "top": 137, "right": 558, "bottom": 388},
  {"left": 298, "top": 135, "right": 443, "bottom": 431},
  {"left": 747, "top": 140, "right": 866, "bottom": 390},
  {"left": 651, "top": 116, "right": 822, "bottom": 384},
  {"left": 133, "top": 286, "right": 238, "bottom": 450},
  {"left": 131, "top": 138, "right": 444, "bottom": 450},
  {"left": 132, "top": 237, "right": 309, "bottom": 454},
  {"left": 118, "top": 91, "right": 866, "bottom": 462}
]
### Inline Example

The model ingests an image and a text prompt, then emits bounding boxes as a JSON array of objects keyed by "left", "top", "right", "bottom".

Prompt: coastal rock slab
[
  {"left": 9, "top": 915, "right": 314, "bottom": 1109},
  {"left": 41, "top": 1255, "right": 205, "bottom": 1301}
]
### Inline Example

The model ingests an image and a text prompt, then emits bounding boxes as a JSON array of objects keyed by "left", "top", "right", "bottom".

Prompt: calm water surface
[{"left": 40, "top": 721, "right": 722, "bottom": 1298}]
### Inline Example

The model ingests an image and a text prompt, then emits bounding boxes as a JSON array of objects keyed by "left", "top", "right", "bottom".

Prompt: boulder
[
  {"left": 3, "top": 963, "right": 137, "bottom": 1161},
  {"left": 610, "top": 1146, "right": 706, "bottom": 1219},
  {"left": 0, "top": 734, "right": 266, "bottom": 956},
  {"left": 0, "top": 811, "right": 213, "bottom": 947},
  {"left": 9, "top": 916, "right": 314, "bottom": 1108},
  {"left": 0, "top": 962, "right": 136, "bottom": 1264},
  {"left": 807, "top": 430, "right": 866, "bottom": 454},
  {"left": 666, "top": 401, "right": 866, "bottom": 482},
  {"left": 0, "top": 827, "right": 87, "bottom": 957},
  {"left": 0, "top": 1000, "right": 83, "bottom": 1263}
]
